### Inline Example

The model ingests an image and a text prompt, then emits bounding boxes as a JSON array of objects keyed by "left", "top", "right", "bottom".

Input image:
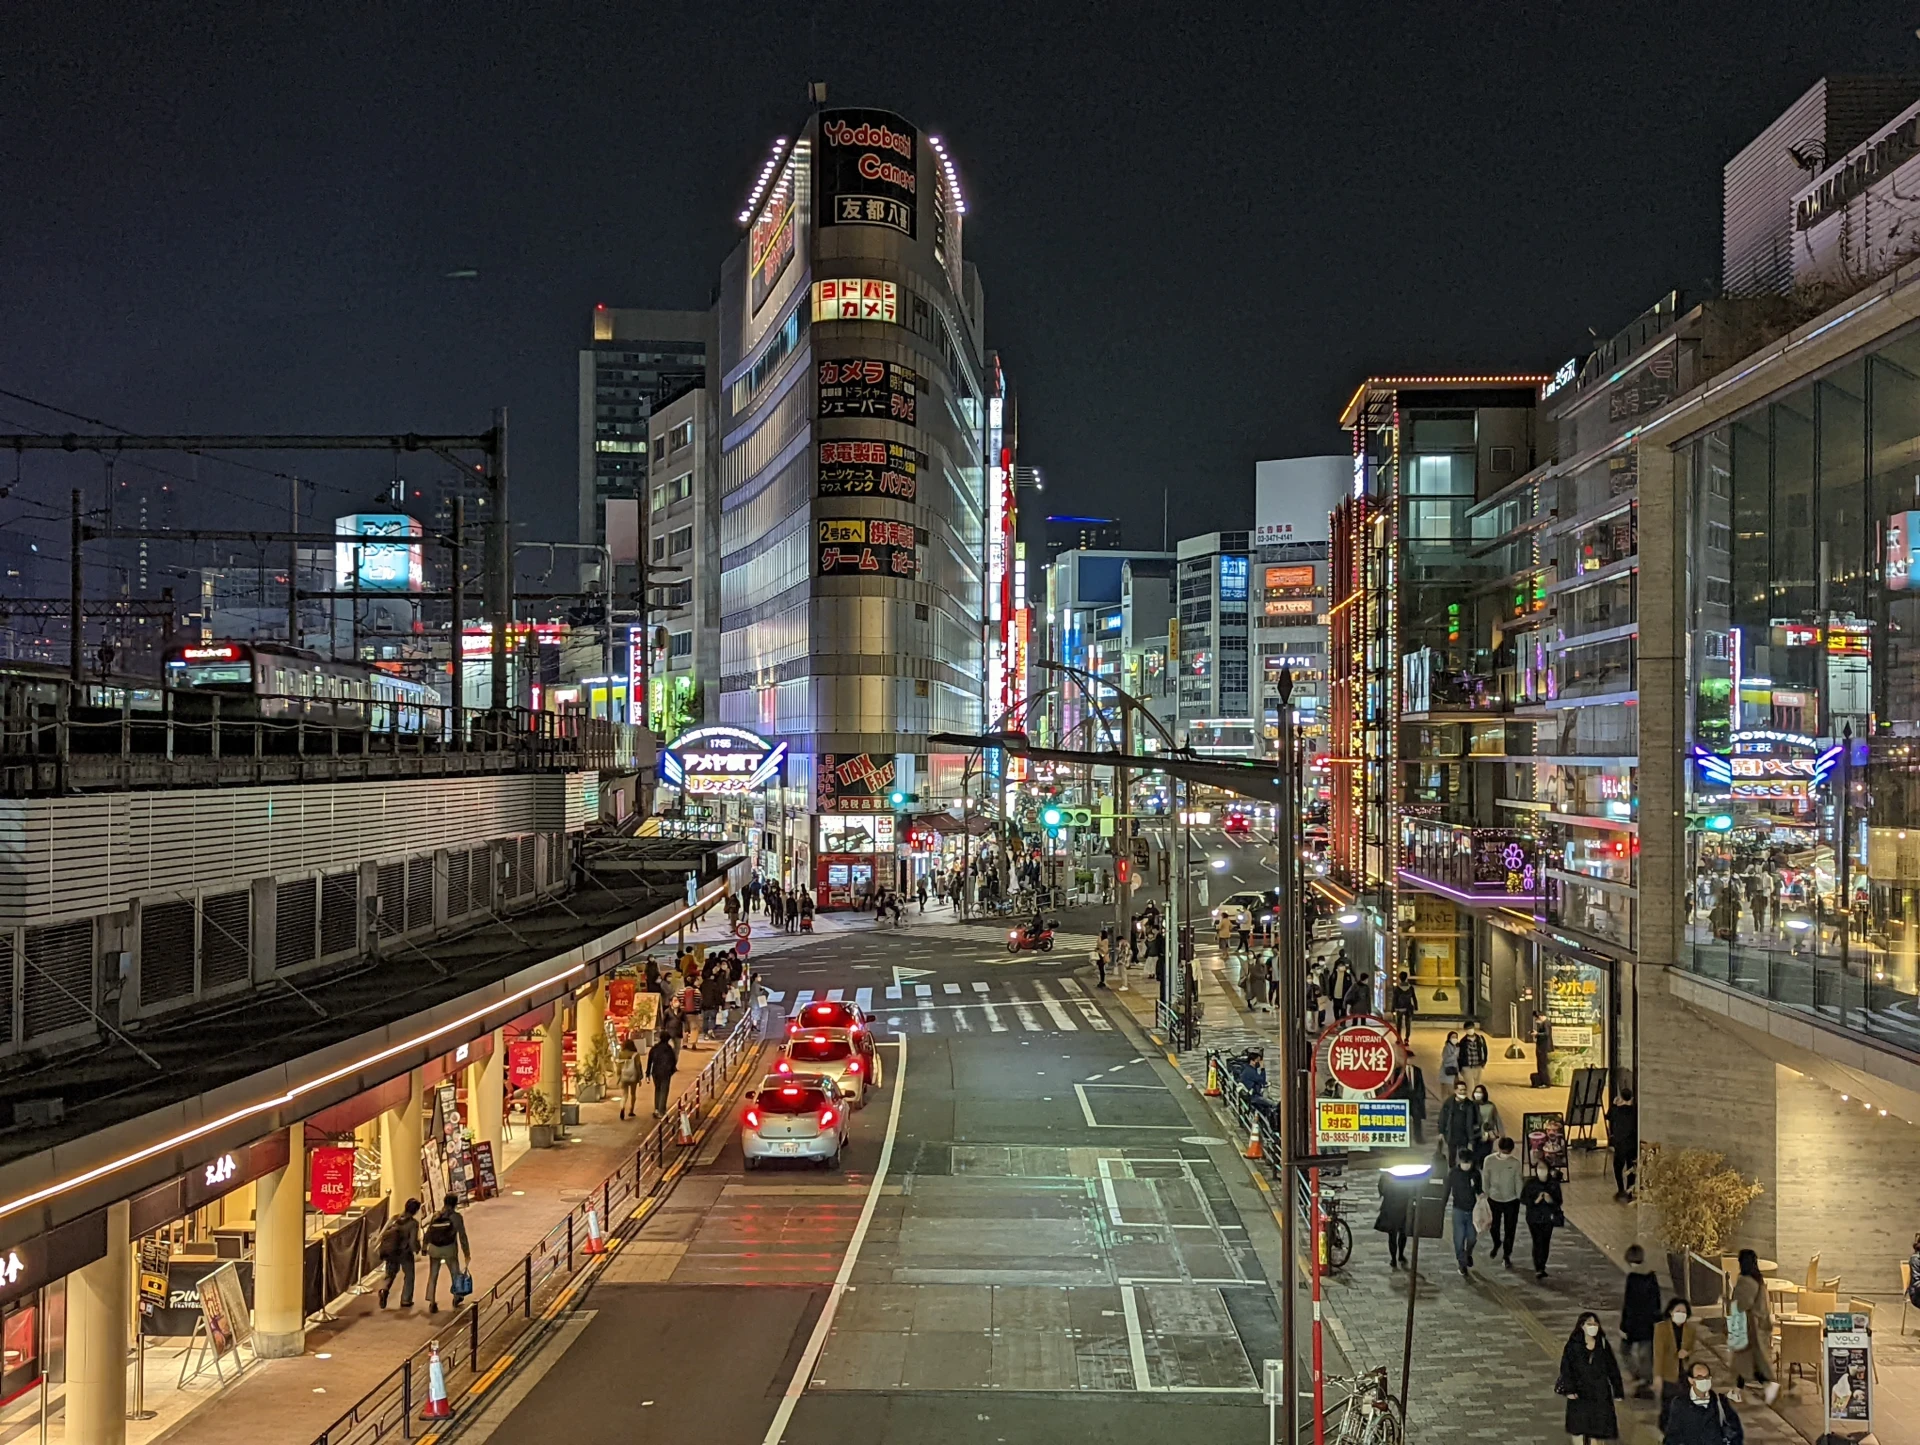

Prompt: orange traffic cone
[
  {"left": 1244, "top": 1118, "right": 1264, "bottom": 1161},
  {"left": 677, "top": 1107, "right": 695, "bottom": 1146},
  {"left": 1204, "top": 1056, "right": 1222, "bottom": 1097},
  {"left": 419, "top": 1340, "right": 451, "bottom": 1420},
  {"left": 583, "top": 1206, "right": 606, "bottom": 1255}
]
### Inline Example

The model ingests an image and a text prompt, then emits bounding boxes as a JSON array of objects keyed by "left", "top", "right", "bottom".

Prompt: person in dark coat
[
  {"left": 1558, "top": 1311, "right": 1625, "bottom": 1443},
  {"left": 1619, "top": 1243, "right": 1663, "bottom": 1398},
  {"left": 1444, "top": 1151, "right": 1483, "bottom": 1275},
  {"left": 1394, "top": 1049, "right": 1429, "bottom": 1145},
  {"left": 1532, "top": 1010, "right": 1552, "bottom": 1087},
  {"left": 1606, "top": 1086, "right": 1639, "bottom": 1201},
  {"left": 1662, "top": 1363, "right": 1743, "bottom": 1445},
  {"left": 1373, "top": 1167, "right": 1422, "bottom": 1268},
  {"left": 1436, "top": 1079, "right": 1477, "bottom": 1164},
  {"left": 1521, "top": 1160, "right": 1563, "bottom": 1279},
  {"left": 1390, "top": 972, "right": 1418, "bottom": 1042}
]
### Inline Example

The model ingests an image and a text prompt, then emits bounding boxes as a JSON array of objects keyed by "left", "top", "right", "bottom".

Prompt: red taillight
[
  {"left": 847, "top": 1059, "right": 861, "bottom": 1073},
  {"left": 819, "top": 1108, "right": 837, "bottom": 1128},
  {"left": 812, "top": 1034, "right": 828, "bottom": 1043},
  {"left": 850, "top": 1020, "right": 863, "bottom": 1034},
  {"left": 744, "top": 1108, "right": 761, "bottom": 1129},
  {"left": 775, "top": 1059, "right": 792, "bottom": 1073}
]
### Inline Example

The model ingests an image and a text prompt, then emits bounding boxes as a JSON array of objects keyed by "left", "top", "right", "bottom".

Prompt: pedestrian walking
[
  {"left": 678, "top": 979, "right": 704, "bottom": 1049},
  {"left": 1532, "top": 1009, "right": 1553, "bottom": 1088},
  {"left": 1470, "top": 1083, "right": 1503, "bottom": 1168},
  {"left": 1483, "top": 1136, "right": 1523, "bottom": 1267},
  {"left": 1374, "top": 1166, "right": 1422, "bottom": 1268},
  {"left": 1444, "top": 1150, "right": 1483, "bottom": 1275},
  {"left": 1342, "top": 969, "right": 1371, "bottom": 1019},
  {"left": 1620, "top": 1243, "right": 1662, "bottom": 1398},
  {"left": 1662, "top": 1363, "right": 1742, "bottom": 1445},
  {"left": 1606, "top": 1085, "right": 1639, "bottom": 1201},
  {"left": 1457, "top": 1020, "right": 1489, "bottom": 1092},
  {"left": 1907, "top": 1233, "right": 1920, "bottom": 1311},
  {"left": 701, "top": 969, "right": 728, "bottom": 1042},
  {"left": 421, "top": 1193, "right": 470, "bottom": 1315},
  {"left": 375, "top": 1197, "right": 422, "bottom": 1308},
  {"left": 1390, "top": 971, "right": 1417, "bottom": 1042},
  {"left": 1725, "top": 1249, "right": 1779, "bottom": 1404},
  {"left": 917, "top": 876, "right": 928, "bottom": 911},
  {"left": 1520, "top": 1159, "right": 1562, "bottom": 1279},
  {"left": 1437, "top": 1079, "right": 1477, "bottom": 1165},
  {"left": 617, "top": 1039, "right": 641, "bottom": 1120},
  {"left": 646, "top": 1033, "right": 678, "bottom": 1118},
  {"left": 1400, "top": 1048, "right": 1429, "bottom": 1145},
  {"left": 1557, "top": 1311, "right": 1625, "bottom": 1444},
  {"left": 1440, "top": 1029, "right": 1461, "bottom": 1091},
  {"left": 1328, "top": 949, "right": 1353, "bottom": 1019}
]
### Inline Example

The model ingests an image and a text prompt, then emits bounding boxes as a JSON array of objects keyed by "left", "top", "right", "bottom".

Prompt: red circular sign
[
  {"left": 1324, "top": 1022, "right": 1396, "bottom": 1093},
  {"left": 733, "top": 921, "right": 752, "bottom": 940}
]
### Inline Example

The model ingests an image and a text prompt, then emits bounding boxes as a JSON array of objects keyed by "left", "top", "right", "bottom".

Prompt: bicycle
[
  {"left": 1320, "top": 1187, "right": 1355, "bottom": 1274},
  {"left": 1324, "top": 1366, "right": 1404, "bottom": 1445}
]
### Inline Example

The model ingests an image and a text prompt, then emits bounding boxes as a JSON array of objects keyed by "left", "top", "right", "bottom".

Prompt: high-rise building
[
  {"left": 1045, "top": 514, "right": 1120, "bottom": 556},
  {"left": 577, "top": 307, "right": 711, "bottom": 561},
  {"left": 1173, "top": 531, "right": 1254, "bottom": 751},
  {"left": 632, "top": 377, "right": 720, "bottom": 733},
  {"left": 716, "top": 108, "right": 989, "bottom": 904},
  {"left": 1252, "top": 456, "right": 1347, "bottom": 758}
]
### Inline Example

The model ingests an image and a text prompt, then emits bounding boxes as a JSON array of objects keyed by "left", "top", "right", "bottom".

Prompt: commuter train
[{"left": 162, "top": 640, "right": 444, "bottom": 732}]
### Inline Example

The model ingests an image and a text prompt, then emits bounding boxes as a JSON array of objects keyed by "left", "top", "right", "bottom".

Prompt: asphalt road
[{"left": 457, "top": 918, "right": 1285, "bottom": 1445}]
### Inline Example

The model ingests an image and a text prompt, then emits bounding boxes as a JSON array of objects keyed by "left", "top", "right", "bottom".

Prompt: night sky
[{"left": 3, "top": 2, "right": 1914, "bottom": 579}]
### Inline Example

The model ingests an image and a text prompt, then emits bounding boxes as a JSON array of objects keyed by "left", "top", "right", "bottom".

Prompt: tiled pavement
[{"left": 1101, "top": 948, "right": 1807, "bottom": 1445}]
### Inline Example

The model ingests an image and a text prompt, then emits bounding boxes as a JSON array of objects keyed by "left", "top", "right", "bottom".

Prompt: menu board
[
  {"left": 1522, "top": 1112, "right": 1570, "bottom": 1181},
  {"left": 1823, "top": 1315, "right": 1873, "bottom": 1429},
  {"left": 433, "top": 1081, "right": 474, "bottom": 1202},
  {"left": 470, "top": 1141, "right": 500, "bottom": 1201},
  {"left": 138, "top": 1237, "right": 171, "bottom": 1319}
]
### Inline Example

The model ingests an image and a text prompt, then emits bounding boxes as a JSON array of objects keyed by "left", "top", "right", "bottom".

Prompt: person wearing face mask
[
  {"left": 1652, "top": 1298, "right": 1700, "bottom": 1429},
  {"left": 1444, "top": 1149, "right": 1484, "bottom": 1276},
  {"left": 1661, "top": 1362, "right": 1742, "bottom": 1445},
  {"left": 1437, "top": 1079, "right": 1478, "bottom": 1165},
  {"left": 1470, "top": 1083, "right": 1503, "bottom": 1168},
  {"left": 1520, "top": 1158, "right": 1564, "bottom": 1279},
  {"left": 1725, "top": 1248, "right": 1779, "bottom": 1405},
  {"left": 1556, "top": 1310, "right": 1624, "bottom": 1445}
]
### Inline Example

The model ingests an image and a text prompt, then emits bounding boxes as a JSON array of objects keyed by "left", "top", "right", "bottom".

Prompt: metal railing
[{"left": 308, "top": 1012, "right": 765, "bottom": 1445}]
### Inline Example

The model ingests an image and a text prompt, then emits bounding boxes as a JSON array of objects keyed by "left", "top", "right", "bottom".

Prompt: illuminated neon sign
[{"left": 663, "top": 725, "right": 786, "bottom": 796}]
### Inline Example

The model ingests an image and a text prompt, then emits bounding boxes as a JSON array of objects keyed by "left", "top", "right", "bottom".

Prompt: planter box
[
  {"left": 561, "top": 1103, "right": 581, "bottom": 1127},
  {"left": 529, "top": 1123, "right": 557, "bottom": 1150},
  {"left": 577, "top": 1081, "right": 604, "bottom": 1104}
]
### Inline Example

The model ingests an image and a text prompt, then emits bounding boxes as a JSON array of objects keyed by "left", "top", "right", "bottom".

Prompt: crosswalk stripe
[
  {"left": 793, "top": 989, "right": 814, "bottom": 1009},
  {"left": 920, "top": 1007, "right": 937, "bottom": 1033},
  {"left": 1057, "top": 978, "right": 1113, "bottom": 1031},
  {"left": 1031, "top": 981, "right": 1078, "bottom": 1031},
  {"left": 943, "top": 982, "right": 960, "bottom": 995},
  {"left": 827, "top": 987, "right": 844, "bottom": 1001},
  {"left": 1004, "top": 983, "right": 1043, "bottom": 1031},
  {"left": 764, "top": 989, "right": 786, "bottom": 1003},
  {"left": 885, "top": 985, "right": 902, "bottom": 1001},
  {"left": 854, "top": 987, "right": 872, "bottom": 1012},
  {"left": 971, "top": 982, "right": 990, "bottom": 993},
  {"left": 952, "top": 1006, "right": 973, "bottom": 1032},
  {"left": 980, "top": 999, "right": 1007, "bottom": 1032},
  {"left": 914, "top": 984, "right": 932, "bottom": 999}
]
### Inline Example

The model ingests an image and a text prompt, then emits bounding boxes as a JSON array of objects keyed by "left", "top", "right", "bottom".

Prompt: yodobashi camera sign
[
  {"left": 664, "top": 725, "right": 786, "bottom": 796},
  {"left": 817, "top": 108, "right": 918, "bottom": 238}
]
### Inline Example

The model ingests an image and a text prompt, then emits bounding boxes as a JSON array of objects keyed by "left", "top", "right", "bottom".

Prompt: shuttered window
[
  {"left": 375, "top": 862, "right": 404, "bottom": 938},
  {"left": 516, "top": 838, "right": 535, "bottom": 898},
  {"left": 276, "top": 878, "right": 317, "bottom": 969},
  {"left": 0, "top": 935, "right": 13, "bottom": 1046},
  {"left": 445, "top": 851, "right": 470, "bottom": 919},
  {"left": 141, "top": 901, "right": 196, "bottom": 1005},
  {"left": 320, "top": 872, "right": 359, "bottom": 956},
  {"left": 406, "top": 856, "right": 434, "bottom": 934},
  {"left": 201, "top": 891, "right": 251, "bottom": 992},
  {"left": 470, "top": 845, "right": 493, "bottom": 912},
  {"left": 23, "top": 921, "right": 92, "bottom": 1041}
]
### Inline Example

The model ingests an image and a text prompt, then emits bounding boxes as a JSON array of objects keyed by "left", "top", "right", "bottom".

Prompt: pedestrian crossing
[{"left": 763, "top": 977, "right": 1114, "bottom": 1034}]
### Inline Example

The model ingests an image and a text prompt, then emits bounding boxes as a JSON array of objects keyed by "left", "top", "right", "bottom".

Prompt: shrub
[{"left": 1637, "top": 1143, "right": 1763, "bottom": 1256}]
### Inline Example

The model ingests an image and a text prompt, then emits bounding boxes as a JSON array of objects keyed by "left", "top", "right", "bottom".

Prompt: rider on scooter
[{"left": 1024, "top": 905, "right": 1046, "bottom": 941}]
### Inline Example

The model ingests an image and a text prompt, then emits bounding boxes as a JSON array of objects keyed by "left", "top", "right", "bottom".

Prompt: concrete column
[
  {"left": 469, "top": 1029, "right": 504, "bottom": 1163},
  {"left": 252, "top": 1124, "right": 306, "bottom": 1358},
  {"left": 576, "top": 981, "right": 606, "bottom": 1090},
  {"left": 539, "top": 1005, "right": 566, "bottom": 1135},
  {"left": 381, "top": 1069, "right": 424, "bottom": 1209},
  {"left": 66, "top": 1200, "right": 129, "bottom": 1444}
]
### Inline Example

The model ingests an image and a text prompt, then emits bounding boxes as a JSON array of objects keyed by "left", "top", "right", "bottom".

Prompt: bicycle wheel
[
  {"left": 1326, "top": 1215, "right": 1354, "bottom": 1272},
  {"left": 1363, "top": 1398, "right": 1405, "bottom": 1445}
]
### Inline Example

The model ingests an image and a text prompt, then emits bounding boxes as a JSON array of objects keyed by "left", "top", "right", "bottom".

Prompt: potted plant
[
  {"left": 525, "top": 1088, "right": 557, "bottom": 1149},
  {"left": 575, "top": 1035, "right": 609, "bottom": 1105},
  {"left": 1637, "top": 1143, "right": 1764, "bottom": 1301}
]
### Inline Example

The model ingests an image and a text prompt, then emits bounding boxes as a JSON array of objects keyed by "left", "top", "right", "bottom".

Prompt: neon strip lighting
[
  {"left": 0, "top": 881, "right": 732, "bottom": 1227},
  {"left": 926, "top": 134, "right": 968, "bottom": 214},
  {"left": 1395, "top": 870, "right": 1535, "bottom": 908},
  {"left": 736, "top": 137, "right": 792, "bottom": 226}
]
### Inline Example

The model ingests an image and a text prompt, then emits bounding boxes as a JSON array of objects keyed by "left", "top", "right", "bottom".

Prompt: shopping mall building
[{"left": 715, "top": 107, "right": 990, "bottom": 905}]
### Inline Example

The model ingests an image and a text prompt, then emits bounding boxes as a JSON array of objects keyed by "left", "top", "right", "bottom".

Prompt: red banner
[
  {"left": 308, "top": 1146, "right": 356, "bottom": 1215},
  {"left": 507, "top": 1039, "right": 541, "bottom": 1090},
  {"left": 607, "top": 979, "right": 635, "bottom": 1018}
]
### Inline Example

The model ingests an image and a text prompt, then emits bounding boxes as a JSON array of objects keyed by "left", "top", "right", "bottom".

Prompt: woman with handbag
[
  {"left": 1726, "top": 1249, "right": 1779, "bottom": 1404},
  {"left": 1557, "top": 1310, "right": 1625, "bottom": 1444},
  {"left": 1521, "top": 1159, "right": 1564, "bottom": 1280}
]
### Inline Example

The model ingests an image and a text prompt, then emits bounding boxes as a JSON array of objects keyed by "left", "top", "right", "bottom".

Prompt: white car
[
  {"left": 741, "top": 1077, "right": 850, "bottom": 1169},
  {"left": 1212, "top": 891, "right": 1267, "bottom": 929}
]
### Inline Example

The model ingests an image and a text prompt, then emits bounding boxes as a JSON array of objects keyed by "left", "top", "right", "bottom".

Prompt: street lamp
[{"left": 1383, "top": 1160, "right": 1435, "bottom": 1420}]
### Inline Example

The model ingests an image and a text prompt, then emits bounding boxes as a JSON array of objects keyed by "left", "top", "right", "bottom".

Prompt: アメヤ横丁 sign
[{"left": 663, "top": 725, "right": 787, "bottom": 797}]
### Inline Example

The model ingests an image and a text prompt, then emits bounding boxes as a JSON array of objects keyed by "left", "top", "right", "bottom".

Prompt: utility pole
[
  {"left": 488, "top": 406, "right": 511, "bottom": 715},
  {"left": 69, "top": 489, "right": 84, "bottom": 684},
  {"left": 449, "top": 494, "right": 465, "bottom": 747},
  {"left": 1273, "top": 666, "right": 1303, "bottom": 1445},
  {"left": 1114, "top": 699, "right": 1134, "bottom": 982}
]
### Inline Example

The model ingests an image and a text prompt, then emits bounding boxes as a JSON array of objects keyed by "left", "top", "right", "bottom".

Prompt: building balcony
[{"left": 1397, "top": 817, "right": 1541, "bottom": 908}]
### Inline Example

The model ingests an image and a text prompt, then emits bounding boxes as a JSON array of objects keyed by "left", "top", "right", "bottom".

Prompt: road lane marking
[
  {"left": 971, "top": 981, "right": 989, "bottom": 992},
  {"left": 854, "top": 987, "right": 872, "bottom": 1011},
  {"left": 827, "top": 988, "right": 844, "bottom": 1001},
  {"left": 1054, "top": 979, "right": 1110, "bottom": 1030},
  {"left": 980, "top": 999, "right": 1007, "bottom": 1032},
  {"left": 943, "top": 982, "right": 960, "bottom": 994},
  {"left": 793, "top": 990, "right": 814, "bottom": 1009},
  {"left": 764, "top": 990, "right": 785, "bottom": 1003},
  {"left": 952, "top": 1007, "right": 973, "bottom": 1032},
  {"left": 1003, "top": 983, "right": 1043, "bottom": 1031},
  {"left": 1118, "top": 1285, "right": 1153, "bottom": 1392},
  {"left": 762, "top": 1036, "right": 908, "bottom": 1445},
  {"left": 913, "top": 984, "right": 932, "bottom": 998},
  {"left": 1031, "top": 982, "right": 1077, "bottom": 1031},
  {"left": 885, "top": 985, "right": 902, "bottom": 1001}
]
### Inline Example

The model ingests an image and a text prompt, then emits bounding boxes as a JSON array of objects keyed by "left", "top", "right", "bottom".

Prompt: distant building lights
[{"left": 736, "top": 137, "right": 792, "bottom": 226}]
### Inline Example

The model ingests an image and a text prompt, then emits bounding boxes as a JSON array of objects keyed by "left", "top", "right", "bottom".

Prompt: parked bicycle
[{"left": 1324, "top": 1366, "right": 1404, "bottom": 1445}]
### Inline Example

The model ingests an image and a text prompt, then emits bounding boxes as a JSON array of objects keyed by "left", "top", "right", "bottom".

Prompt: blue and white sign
[{"left": 335, "top": 514, "right": 424, "bottom": 593}]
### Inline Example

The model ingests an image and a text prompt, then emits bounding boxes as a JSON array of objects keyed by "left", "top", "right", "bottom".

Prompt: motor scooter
[{"left": 1007, "top": 924, "right": 1055, "bottom": 953}]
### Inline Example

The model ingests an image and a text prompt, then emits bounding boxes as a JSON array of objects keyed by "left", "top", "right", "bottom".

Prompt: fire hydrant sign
[
  {"left": 1316, "top": 1098, "right": 1411, "bottom": 1148},
  {"left": 1325, "top": 1022, "right": 1396, "bottom": 1093}
]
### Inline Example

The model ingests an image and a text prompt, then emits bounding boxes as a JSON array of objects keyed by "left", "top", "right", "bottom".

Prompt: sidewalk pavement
[
  {"left": 1097, "top": 944, "right": 1805, "bottom": 1445},
  {"left": 121, "top": 1045, "right": 752, "bottom": 1445}
]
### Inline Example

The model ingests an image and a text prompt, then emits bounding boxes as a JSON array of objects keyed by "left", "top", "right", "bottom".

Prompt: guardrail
[{"left": 308, "top": 1011, "right": 766, "bottom": 1445}]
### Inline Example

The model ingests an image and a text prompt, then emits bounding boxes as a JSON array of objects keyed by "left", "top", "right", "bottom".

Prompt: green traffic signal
[{"left": 1040, "top": 804, "right": 1066, "bottom": 829}]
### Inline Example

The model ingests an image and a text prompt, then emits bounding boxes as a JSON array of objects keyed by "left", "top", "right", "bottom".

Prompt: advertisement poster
[
  {"left": 627, "top": 992, "right": 660, "bottom": 1039},
  {"left": 138, "top": 1237, "right": 170, "bottom": 1321},
  {"left": 1315, "top": 1098, "right": 1410, "bottom": 1148},
  {"left": 196, "top": 1262, "right": 251, "bottom": 1357},
  {"left": 817, "top": 438, "right": 921, "bottom": 500},
  {"left": 1823, "top": 1315, "right": 1872, "bottom": 1428},
  {"left": 816, "top": 108, "right": 917, "bottom": 238},
  {"left": 1888, "top": 511, "right": 1920, "bottom": 590},
  {"left": 507, "top": 1038, "right": 540, "bottom": 1090},
  {"left": 816, "top": 752, "right": 897, "bottom": 814},
  {"left": 818, "top": 359, "right": 919, "bottom": 424},
  {"left": 434, "top": 1081, "right": 473, "bottom": 1201},
  {"left": 308, "top": 1146, "right": 356, "bottom": 1215},
  {"left": 817, "top": 518, "right": 919, "bottom": 579},
  {"left": 607, "top": 978, "right": 635, "bottom": 1018}
]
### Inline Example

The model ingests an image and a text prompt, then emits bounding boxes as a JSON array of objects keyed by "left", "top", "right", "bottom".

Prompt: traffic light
[
  {"left": 1040, "top": 804, "right": 1067, "bottom": 833},
  {"left": 1689, "top": 812, "right": 1735, "bottom": 833},
  {"left": 888, "top": 790, "right": 920, "bottom": 808}
]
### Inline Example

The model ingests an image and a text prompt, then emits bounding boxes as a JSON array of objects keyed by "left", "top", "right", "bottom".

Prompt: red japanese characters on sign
[
  {"left": 1325, "top": 1023, "right": 1396, "bottom": 1094},
  {"left": 308, "top": 1146, "right": 356, "bottom": 1215}
]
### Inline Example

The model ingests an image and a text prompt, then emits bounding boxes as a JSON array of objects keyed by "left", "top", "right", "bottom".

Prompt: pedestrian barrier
[{"left": 308, "top": 1009, "right": 768, "bottom": 1445}]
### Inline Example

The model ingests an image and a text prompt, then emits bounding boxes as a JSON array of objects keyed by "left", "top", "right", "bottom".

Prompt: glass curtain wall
[{"left": 1685, "top": 332, "right": 1920, "bottom": 1050}]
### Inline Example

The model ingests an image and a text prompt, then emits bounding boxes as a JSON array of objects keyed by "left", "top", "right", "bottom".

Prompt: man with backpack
[
  {"left": 376, "top": 1197, "right": 422, "bottom": 1308},
  {"left": 646, "top": 1033, "right": 678, "bottom": 1117},
  {"left": 617, "top": 1039, "right": 642, "bottom": 1120},
  {"left": 678, "top": 978, "right": 705, "bottom": 1049},
  {"left": 422, "top": 1193, "right": 470, "bottom": 1315}
]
